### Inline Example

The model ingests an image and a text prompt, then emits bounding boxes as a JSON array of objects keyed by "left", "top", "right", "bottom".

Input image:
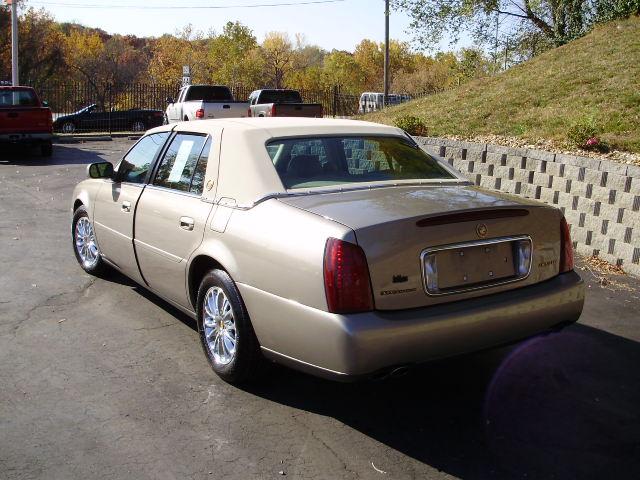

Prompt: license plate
[{"left": 421, "top": 236, "right": 532, "bottom": 295}]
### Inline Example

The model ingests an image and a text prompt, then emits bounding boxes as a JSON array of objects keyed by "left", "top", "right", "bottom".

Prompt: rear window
[
  {"left": 258, "top": 90, "right": 302, "bottom": 104},
  {"left": 267, "top": 136, "right": 455, "bottom": 189},
  {"left": 185, "top": 86, "right": 233, "bottom": 102},
  {"left": 0, "top": 89, "right": 38, "bottom": 107}
]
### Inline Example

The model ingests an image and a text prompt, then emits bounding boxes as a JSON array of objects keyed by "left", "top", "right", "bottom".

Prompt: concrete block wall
[{"left": 414, "top": 136, "right": 640, "bottom": 277}]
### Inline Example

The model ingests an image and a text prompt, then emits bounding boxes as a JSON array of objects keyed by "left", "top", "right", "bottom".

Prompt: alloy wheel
[{"left": 202, "top": 286, "right": 237, "bottom": 365}]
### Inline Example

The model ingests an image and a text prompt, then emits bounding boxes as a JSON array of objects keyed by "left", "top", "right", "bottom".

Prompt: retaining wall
[{"left": 414, "top": 136, "right": 640, "bottom": 276}]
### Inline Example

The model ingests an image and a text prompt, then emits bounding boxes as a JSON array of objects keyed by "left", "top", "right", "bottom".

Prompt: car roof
[{"left": 148, "top": 117, "right": 404, "bottom": 137}]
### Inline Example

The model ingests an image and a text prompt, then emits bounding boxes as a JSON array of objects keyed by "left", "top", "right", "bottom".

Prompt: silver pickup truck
[
  {"left": 165, "top": 85, "right": 248, "bottom": 123},
  {"left": 248, "top": 89, "right": 323, "bottom": 118}
]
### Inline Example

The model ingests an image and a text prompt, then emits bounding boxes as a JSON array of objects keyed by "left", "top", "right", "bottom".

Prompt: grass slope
[{"left": 363, "top": 17, "right": 640, "bottom": 153}]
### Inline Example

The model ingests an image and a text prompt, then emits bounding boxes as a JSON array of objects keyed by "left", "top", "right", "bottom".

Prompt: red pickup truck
[{"left": 0, "top": 86, "right": 53, "bottom": 157}]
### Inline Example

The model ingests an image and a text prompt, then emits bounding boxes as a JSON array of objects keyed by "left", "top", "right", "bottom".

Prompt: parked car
[
  {"left": 248, "top": 89, "right": 323, "bottom": 118},
  {"left": 71, "top": 118, "right": 584, "bottom": 384},
  {"left": 0, "top": 86, "right": 53, "bottom": 156},
  {"left": 165, "top": 85, "right": 248, "bottom": 123},
  {"left": 53, "top": 104, "right": 164, "bottom": 134},
  {"left": 358, "top": 92, "right": 411, "bottom": 113}
]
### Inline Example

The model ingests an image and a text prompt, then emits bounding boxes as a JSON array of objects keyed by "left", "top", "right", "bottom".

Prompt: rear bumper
[
  {"left": 241, "top": 271, "right": 585, "bottom": 381},
  {"left": 0, "top": 132, "right": 52, "bottom": 143}
]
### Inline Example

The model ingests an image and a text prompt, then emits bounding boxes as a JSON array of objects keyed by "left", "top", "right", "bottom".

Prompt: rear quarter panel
[{"left": 195, "top": 199, "right": 354, "bottom": 311}]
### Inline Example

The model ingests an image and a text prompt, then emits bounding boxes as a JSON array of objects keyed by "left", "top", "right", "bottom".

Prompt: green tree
[
  {"left": 208, "top": 21, "right": 263, "bottom": 86},
  {"left": 392, "top": 0, "right": 601, "bottom": 48}
]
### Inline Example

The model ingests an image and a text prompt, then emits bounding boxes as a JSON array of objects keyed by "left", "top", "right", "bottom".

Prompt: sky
[{"left": 23, "top": 0, "right": 463, "bottom": 52}]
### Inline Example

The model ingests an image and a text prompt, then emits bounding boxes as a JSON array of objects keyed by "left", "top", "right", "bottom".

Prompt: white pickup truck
[{"left": 165, "top": 85, "right": 248, "bottom": 123}]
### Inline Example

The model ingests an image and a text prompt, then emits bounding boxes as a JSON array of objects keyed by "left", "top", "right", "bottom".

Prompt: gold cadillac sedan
[{"left": 71, "top": 118, "right": 584, "bottom": 384}]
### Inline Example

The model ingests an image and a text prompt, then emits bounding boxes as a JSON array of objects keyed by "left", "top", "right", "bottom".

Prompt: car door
[
  {"left": 167, "top": 88, "right": 185, "bottom": 123},
  {"left": 92, "top": 132, "right": 171, "bottom": 284},
  {"left": 134, "top": 132, "right": 217, "bottom": 308}
]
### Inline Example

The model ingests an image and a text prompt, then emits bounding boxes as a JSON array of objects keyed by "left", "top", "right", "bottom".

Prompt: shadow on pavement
[
  {"left": 0, "top": 143, "right": 106, "bottom": 166},
  {"left": 110, "top": 268, "right": 640, "bottom": 479},
  {"left": 245, "top": 324, "right": 640, "bottom": 479}
]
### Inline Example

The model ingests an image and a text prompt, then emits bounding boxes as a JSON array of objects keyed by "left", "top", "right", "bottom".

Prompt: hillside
[{"left": 363, "top": 17, "right": 640, "bottom": 154}]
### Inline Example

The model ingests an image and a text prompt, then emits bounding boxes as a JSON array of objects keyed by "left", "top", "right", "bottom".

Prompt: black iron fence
[{"left": 35, "top": 82, "right": 363, "bottom": 134}]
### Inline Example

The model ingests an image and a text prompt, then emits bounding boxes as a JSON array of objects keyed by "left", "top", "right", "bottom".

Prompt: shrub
[
  {"left": 394, "top": 115, "right": 428, "bottom": 136},
  {"left": 567, "top": 118, "right": 609, "bottom": 152}
]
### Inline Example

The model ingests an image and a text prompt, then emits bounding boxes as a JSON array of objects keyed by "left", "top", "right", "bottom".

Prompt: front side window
[
  {"left": 154, "top": 134, "right": 207, "bottom": 192},
  {"left": 119, "top": 132, "right": 170, "bottom": 184},
  {"left": 267, "top": 136, "right": 455, "bottom": 190}
]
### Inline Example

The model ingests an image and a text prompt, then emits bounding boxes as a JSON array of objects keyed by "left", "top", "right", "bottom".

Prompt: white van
[{"left": 358, "top": 92, "right": 412, "bottom": 113}]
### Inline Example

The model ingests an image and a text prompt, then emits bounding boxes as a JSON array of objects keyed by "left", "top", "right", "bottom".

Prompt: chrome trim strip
[{"left": 419, "top": 235, "right": 533, "bottom": 296}]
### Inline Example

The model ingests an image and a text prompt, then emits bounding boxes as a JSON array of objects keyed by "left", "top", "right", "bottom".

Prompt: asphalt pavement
[{"left": 1, "top": 140, "right": 639, "bottom": 480}]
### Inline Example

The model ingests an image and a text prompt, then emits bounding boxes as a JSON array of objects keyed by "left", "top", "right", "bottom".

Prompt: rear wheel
[
  {"left": 61, "top": 121, "right": 75, "bottom": 134},
  {"left": 197, "top": 269, "right": 263, "bottom": 384},
  {"left": 72, "top": 206, "right": 106, "bottom": 276},
  {"left": 41, "top": 141, "right": 53, "bottom": 157}
]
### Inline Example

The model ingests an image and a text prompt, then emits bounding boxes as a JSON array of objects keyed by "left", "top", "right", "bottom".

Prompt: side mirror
[
  {"left": 166, "top": 97, "right": 174, "bottom": 104},
  {"left": 87, "top": 162, "right": 114, "bottom": 179},
  {"left": 42, "top": 101, "right": 49, "bottom": 107}
]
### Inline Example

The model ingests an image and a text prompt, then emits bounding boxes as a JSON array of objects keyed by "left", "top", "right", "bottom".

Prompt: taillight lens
[
  {"left": 195, "top": 108, "right": 205, "bottom": 119},
  {"left": 247, "top": 107, "right": 251, "bottom": 117},
  {"left": 323, "top": 238, "right": 373, "bottom": 314},
  {"left": 270, "top": 104, "right": 276, "bottom": 117},
  {"left": 560, "top": 216, "right": 574, "bottom": 272}
]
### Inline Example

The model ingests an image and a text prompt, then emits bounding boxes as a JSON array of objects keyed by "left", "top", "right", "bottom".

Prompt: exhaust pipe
[{"left": 373, "top": 365, "right": 411, "bottom": 381}]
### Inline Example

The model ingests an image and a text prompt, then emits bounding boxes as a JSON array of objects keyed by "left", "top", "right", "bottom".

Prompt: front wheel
[
  {"left": 197, "top": 269, "right": 263, "bottom": 384},
  {"left": 131, "top": 120, "right": 146, "bottom": 132},
  {"left": 72, "top": 206, "right": 106, "bottom": 276}
]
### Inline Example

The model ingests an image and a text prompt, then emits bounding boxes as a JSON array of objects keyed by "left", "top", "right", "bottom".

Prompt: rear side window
[
  {"left": 267, "top": 136, "right": 454, "bottom": 189},
  {"left": 189, "top": 138, "right": 211, "bottom": 195},
  {"left": 185, "top": 86, "right": 233, "bottom": 102},
  {"left": 154, "top": 134, "right": 207, "bottom": 192},
  {"left": 0, "top": 89, "right": 38, "bottom": 107},
  {"left": 258, "top": 90, "right": 302, "bottom": 104},
  {"left": 119, "top": 132, "right": 170, "bottom": 184}
]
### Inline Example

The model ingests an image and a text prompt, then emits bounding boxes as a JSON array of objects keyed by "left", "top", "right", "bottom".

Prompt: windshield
[
  {"left": 258, "top": 90, "right": 302, "bottom": 104},
  {"left": 0, "top": 89, "right": 38, "bottom": 108},
  {"left": 185, "top": 86, "right": 233, "bottom": 102},
  {"left": 267, "top": 136, "right": 455, "bottom": 190}
]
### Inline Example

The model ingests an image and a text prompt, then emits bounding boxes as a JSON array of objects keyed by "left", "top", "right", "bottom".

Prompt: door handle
[
  {"left": 121, "top": 201, "right": 131, "bottom": 212},
  {"left": 180, "top": 216, "right": 195, "bottom": 231}
]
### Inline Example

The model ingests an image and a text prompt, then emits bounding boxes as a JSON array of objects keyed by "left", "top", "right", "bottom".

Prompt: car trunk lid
[{"left": 279, "top": 185, "right": 562, "bottom": 310}]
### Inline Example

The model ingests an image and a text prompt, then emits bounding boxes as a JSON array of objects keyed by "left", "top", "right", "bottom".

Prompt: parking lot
[{"left": 1, "top": 139, "right": 639, "bottom": 480}]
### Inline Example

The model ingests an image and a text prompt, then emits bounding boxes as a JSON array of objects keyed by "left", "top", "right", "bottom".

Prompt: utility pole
[
  {"left": 9, "top": 0, "right": 19, "bottom": 85},
  {"left": 383, "top": 0, "right": 389, "bottom": 107}
]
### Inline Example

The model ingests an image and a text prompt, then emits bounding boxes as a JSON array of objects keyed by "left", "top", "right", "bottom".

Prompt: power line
[{"left": 28, "top": 0, "right": 347, "bottom": 9}]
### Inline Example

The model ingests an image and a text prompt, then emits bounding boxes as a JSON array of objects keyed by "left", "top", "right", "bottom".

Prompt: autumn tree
[
  {"left": 148, "top": 25, "right": 213, "bottom": 85},
  {"left": 0, "top": 6, "right": 65, "bottom": 86},
  {"left": 261, "top": 32, "right": 294, "bottom": 89}
]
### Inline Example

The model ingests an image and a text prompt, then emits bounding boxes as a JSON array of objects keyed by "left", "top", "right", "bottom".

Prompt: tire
[
  {"left": 72, "top": 206, "right": 107, "bottom": 276},
  {"left": 197, "top": 269, "right": 263, "bottom": 384},
  {"left": 61, "top": 121, "right": 75, "bottom": 134},
  {"left": 41, "top": 141, "right": 53, "bottom": 157},
  {"left": 131, "top": 120, "right": 146, "bottom": 132}
]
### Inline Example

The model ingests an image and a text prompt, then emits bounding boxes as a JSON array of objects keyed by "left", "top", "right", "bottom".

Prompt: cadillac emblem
[{"left": 476, "top": 224, "right": 488, "bottom": 238}]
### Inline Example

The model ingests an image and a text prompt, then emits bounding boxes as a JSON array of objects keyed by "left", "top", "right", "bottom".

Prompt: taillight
[
  {"left": 323, "top": 238, "right": 373, "bottom": 314},
  {"left": 560, "top": 216, "right": 574, "bottom": 272},
  {"left": 247, "top": 107, "right": 251, "bottom": 117},
  {"left": 195, "top": 108, "right": 205, "bottom": 119},
  {"left": 271, "top": 104, "right": 276, "bottom": 117}
]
